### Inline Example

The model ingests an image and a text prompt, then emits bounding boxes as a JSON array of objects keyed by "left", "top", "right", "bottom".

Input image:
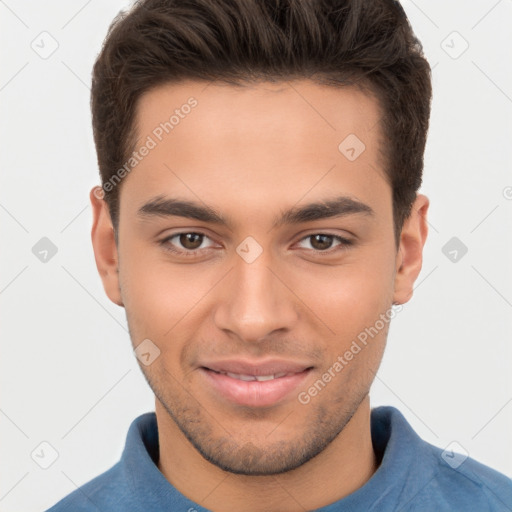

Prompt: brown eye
[
  {"left": 160, "top": 232, "right": 216, "bottom": 257},
  {"left": 296, "top": 233, "right": 354, "bottom": 254},
  {"left": 179, "top": 233, "right": 203, "bottom": 250},
  {"left": 309, "top": 234, "right": 335, "bottom": 250}
]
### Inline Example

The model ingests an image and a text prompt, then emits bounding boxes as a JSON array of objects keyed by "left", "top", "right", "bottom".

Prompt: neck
[{"left": 156, "top": 396, "right": 377, "bottom": 512}]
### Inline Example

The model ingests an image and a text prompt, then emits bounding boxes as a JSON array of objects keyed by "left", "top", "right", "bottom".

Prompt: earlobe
[
  {"left": 392, "top": 194, "right": 429, "bottom": 306},
  {"left": 90, "top": 186, "right": 124, "bottom": 307}
]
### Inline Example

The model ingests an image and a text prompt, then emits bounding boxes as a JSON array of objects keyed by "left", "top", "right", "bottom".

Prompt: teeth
[
  {"left": 227, "top": 372, "right": 256, "bottom": 381},
  {"left": 223, "top": 372, "right": 289, "bottom": 382},
  {"left": 255, "top": 375, "right": 275, "bottom": 381}
]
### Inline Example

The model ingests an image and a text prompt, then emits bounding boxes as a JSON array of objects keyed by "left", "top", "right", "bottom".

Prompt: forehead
[
  {"left": 121, "top": 79, "right": 389, "bottom": 223},
  {"left": 134, "top": 79, "right": 382, "bottom": 156}
]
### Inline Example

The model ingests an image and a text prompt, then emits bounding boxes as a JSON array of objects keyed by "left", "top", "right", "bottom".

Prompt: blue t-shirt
[{"left": 47, "top": 406, "right": 512, "bottom": 511}]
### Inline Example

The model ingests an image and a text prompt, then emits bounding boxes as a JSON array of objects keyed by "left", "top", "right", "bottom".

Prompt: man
[{"left": 47, "top": 0, "right": 512, "bottom": 510}]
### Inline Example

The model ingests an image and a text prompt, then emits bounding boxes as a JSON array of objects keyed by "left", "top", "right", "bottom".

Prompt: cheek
[
  {"left": 118, "top": 243, "right": 219, "bottom": 341},
  {"left": 291, "top": 255, "right": 395, "bottom": 337}
]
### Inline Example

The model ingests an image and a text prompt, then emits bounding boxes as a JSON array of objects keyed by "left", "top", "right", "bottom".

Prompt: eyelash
[{"left": 158, "top": 232, "right": 354, "bottom": 258}]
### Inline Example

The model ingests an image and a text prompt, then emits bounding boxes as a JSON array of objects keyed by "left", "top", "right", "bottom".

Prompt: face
[{"left": 92, "top": 79, "right": 428, "bottom": 475}]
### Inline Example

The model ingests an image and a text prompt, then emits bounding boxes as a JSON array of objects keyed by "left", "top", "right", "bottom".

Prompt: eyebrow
[{"left": 137, "top": 195, "right": 375, "bottom": 229}]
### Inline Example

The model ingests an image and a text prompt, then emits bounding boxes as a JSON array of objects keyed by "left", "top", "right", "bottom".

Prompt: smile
[{"left": 199, "top": 359, "right": 313, "bottom": 408}]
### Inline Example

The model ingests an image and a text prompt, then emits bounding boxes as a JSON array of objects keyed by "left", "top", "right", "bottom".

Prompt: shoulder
[
  {"left": 420, "top": 441, "right": 512, "bottom": 511},
  {"left": 372, "top": 406, "right": 512, "bottom": 511},
  {"left": 45, "top": 463, "right": 131, "bottom": 512},
  {"left": 402, "top": 429, "right": 512, "bottom": 508},
  {"left": 45, "top": 412, "right": 159, "bottom": 512}
]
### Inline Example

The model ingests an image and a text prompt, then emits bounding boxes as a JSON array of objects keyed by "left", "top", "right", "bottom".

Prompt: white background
[{"left": 1, "top": 1, "right": 511, "bottom": 510}]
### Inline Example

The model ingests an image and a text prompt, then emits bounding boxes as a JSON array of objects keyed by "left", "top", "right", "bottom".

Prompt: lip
[{"left": 199, "top": 359, "right": 313, "bottom": 408}]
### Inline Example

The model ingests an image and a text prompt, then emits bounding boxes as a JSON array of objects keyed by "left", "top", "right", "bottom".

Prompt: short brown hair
[{"left": 91, "top": 0, "right": 432, "bottom": 244}]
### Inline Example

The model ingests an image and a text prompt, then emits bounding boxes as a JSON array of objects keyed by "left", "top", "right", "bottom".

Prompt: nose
[{"left": 213, "top": 247, "right": 299, "bottom": 343}]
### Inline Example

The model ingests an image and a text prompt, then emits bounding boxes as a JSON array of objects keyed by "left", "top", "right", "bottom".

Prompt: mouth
[{"left": 199, "top": 359, "right": 313, "bottom": 408}]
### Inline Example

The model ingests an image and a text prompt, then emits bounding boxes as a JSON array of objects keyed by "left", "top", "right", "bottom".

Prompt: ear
[
  {"left": 90, "top": 186, "right": 124, "bottom": 307},
  {"left": 393, "top": 194, "right": 429, "bottom": 305}
]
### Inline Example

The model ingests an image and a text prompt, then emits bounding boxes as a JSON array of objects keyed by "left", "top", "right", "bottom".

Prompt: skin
[{"left": 90, "top": 79, "right": 429, "bottom": 512}]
